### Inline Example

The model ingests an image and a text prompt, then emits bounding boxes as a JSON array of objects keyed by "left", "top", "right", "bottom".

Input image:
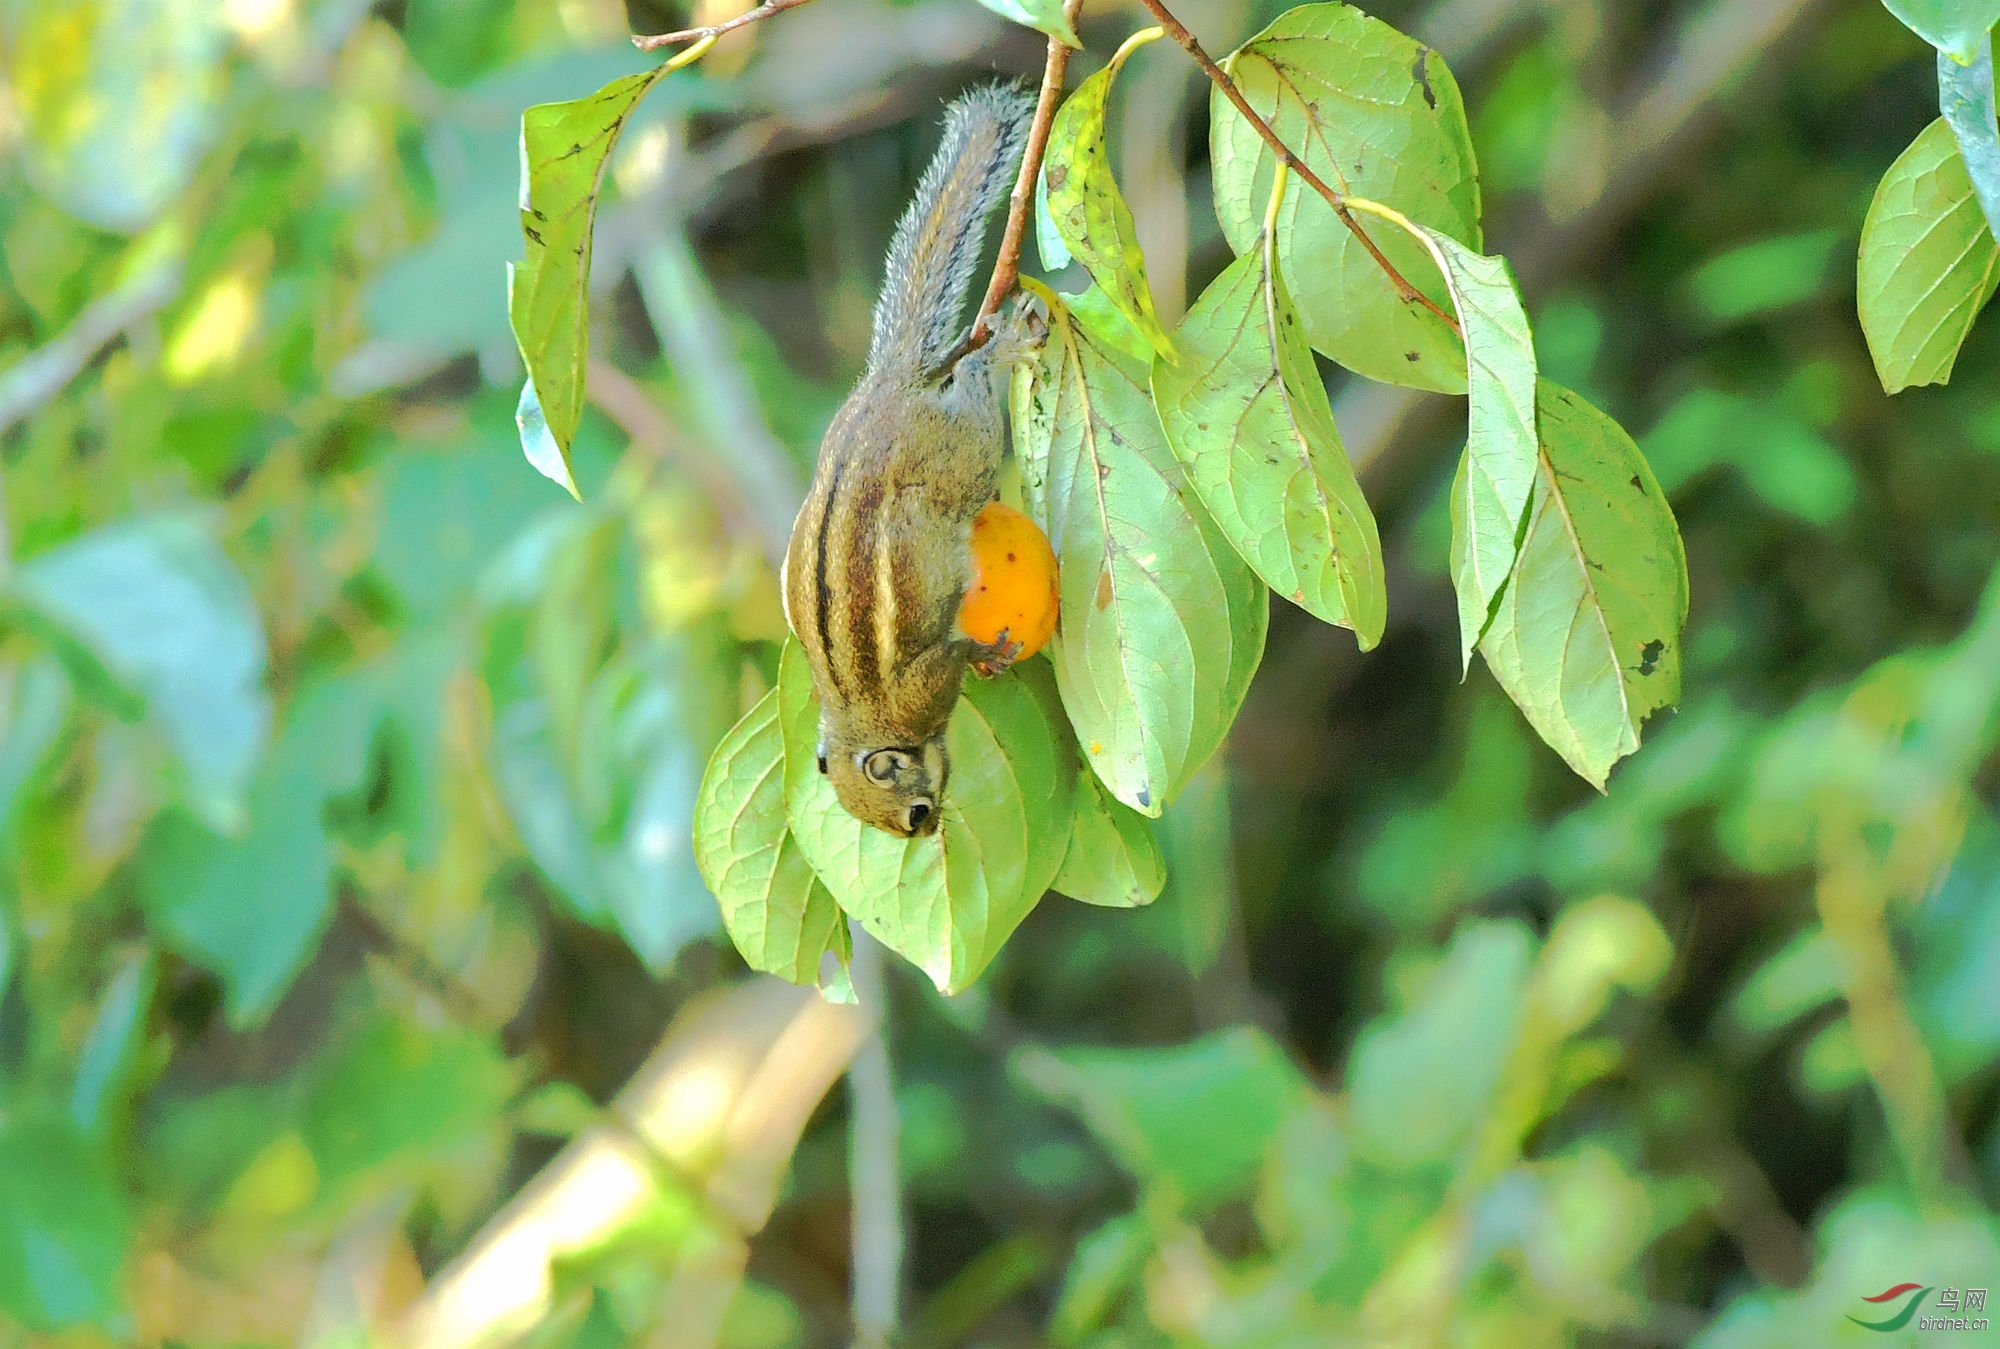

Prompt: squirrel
[{"left": 782, "top": 83, "right": 1037, "bottom": 838}]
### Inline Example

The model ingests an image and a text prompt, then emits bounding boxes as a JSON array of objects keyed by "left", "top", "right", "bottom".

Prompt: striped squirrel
[{"left": 783, "top": 84, "right": 1037, "bottom": 837}]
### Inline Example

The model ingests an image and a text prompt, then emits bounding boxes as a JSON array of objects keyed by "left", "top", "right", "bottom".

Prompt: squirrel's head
[{"left": 819, "top": 732, "right": 947, "bottom": 838}]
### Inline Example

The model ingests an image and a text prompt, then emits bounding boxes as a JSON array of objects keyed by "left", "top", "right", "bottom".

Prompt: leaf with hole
[
  {"left": 1012, "top": 287, "right": 1268, "bottom": 817},
  {"left": 1153, "top": 202, "right": 1385, "bottom": 646},
  {"left": 1210, "top": 3, "right": 1480, "bottom": 392},
  {"left": 1859, "top": 117, "right": 2000, "bottom": 392},
  {"left": 1473, "top": 382, "right": 1688, "bottom": 790}
]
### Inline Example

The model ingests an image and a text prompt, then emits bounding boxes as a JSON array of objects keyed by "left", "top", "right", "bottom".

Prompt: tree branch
[
  {"left": 1131, "top": 0, "right": 1460, "bottom": 335},
  {"left": 632, "top": 0, "right": 823, "bottom": 54},
  {"left": 930, "top": 0, "right": 1087, "bottom": 376}
]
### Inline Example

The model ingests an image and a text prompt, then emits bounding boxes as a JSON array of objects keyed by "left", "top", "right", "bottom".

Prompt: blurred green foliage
[{"left": 0, "top": 0, "right": 1997, "bottom": 1345}]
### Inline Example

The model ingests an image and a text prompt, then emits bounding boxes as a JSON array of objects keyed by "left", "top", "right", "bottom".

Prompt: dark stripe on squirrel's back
[
  {"left": 839, "top": 473, "right": 887, "bottom": 699},
  {"left": 809, "top": 458, "right": 846, "bottom": 701}
]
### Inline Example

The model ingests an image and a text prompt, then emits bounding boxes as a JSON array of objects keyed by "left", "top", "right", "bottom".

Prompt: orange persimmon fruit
[{"left": 957, "top": 500, "right": 1059, "bottom": 666}]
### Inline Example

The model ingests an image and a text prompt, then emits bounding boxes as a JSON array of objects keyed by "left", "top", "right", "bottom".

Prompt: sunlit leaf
[
  {"left": 1043, "top": 32, "right": 1176, "bottom": 360},
  {"left": 779, "top": 643, "right": 1076, "bottom": 993},
  {"left": 1860, "top": 117, "right": 2000, "bottom": 392},
  {"left": 1052, "top": 768, "right": 1165, "bottom": 907},
  {"left": 969, "top": 0, "right": 1080, "bottom": 46},
  {"left": 517, "top": 374, "right": 579, "bottom": 499},
  {"left": 1420, "top": 228, "right": 1539, "bottom": 668},
  {"left": 1881, "top": 0, "right": 2000, "bottom": 60},
  {"left": 1475, "top": 383, "right": 1688, "bottom": 790},
  {"left": 8, "top": 512, "right": 270, "bottom": 833},
  {"left": 1210, "top": 3, "right": 1480, "bottom": 392},
  {"left": 508, "top": 68, "right": 668, "bottom": 495},
  {"left": 1152, "top": 191, "right": 1386, "bottom": 646},
  {"left": 12, "top": 0, "right": 225, "bottom": 232},
  {"left": 695, "top": 688, "right": 848, "bottom": 987},
  {"left": 1938, "top": 36, "right": 2000, "bottom": 245},
  {"left": 1013, "top": 287, "right": 1267, "bottom": 816}
]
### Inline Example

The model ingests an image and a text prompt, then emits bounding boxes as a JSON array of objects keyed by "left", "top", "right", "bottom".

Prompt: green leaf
[
  {"left": 508, "top": 68, "right": 667, "bottom": 496},
  {"left": 1012, "top": 290, "right": 1268, "bottom": 816},
  {"left": 1043, "top": 33, "right": 1176, "bottom": 360},
  {"left": 1939, "top": 36, "right": 2000, "bottom": 245},
  {"left": 1053, "top": 768, "right": 1166, "bottom": 907},
  {"left": 1425, "top": 230, "right": 1539, "bottom": 669},
  {"left": 1474, "top": 383, "right": 1688, "bottom": 790},
  {"left": 1152, "top": 198, "right": 1386, "bottom": 646},
  {"left": 969, "top": 0, "right": 1080, "bottom": 46},
  {"left": 304, "top": 1011, "right": 516, "bottom": 1192},
  {"left": 1882, "top": 0, "right": 2000, "bottom": 60},
  {"left": 0, "top": 1113, "right": 129, "bottom": 1329},
  {"left": 694, "top": 688, "right": 848, "bottom": 988},
  {"left": 1860, "top": 117, "right": 2000, "bottom": 392},
  {"left": 1210, "top": 4, "right": 1480, "bottom": 392},
  {"left": 70, "top": 951, "right": 157, "bottom": 1136},
  {"left": 1013, "top": 1027, "right": 1313, "bottom": 1210},
  {"left": 138, "top": 760, "right": 331, "bottom": 1028},
  {"left": 8, "top": 512, "right": 270, "bottom": 833},
  {"left": 1348, "top": 919, "right": 1531, "bottom": 1166},
  {"left": 779, "top": 643, "right": 1076, "bottom": 993}
]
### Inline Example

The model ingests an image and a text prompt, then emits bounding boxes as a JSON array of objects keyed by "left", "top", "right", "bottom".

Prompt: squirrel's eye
[
  {"left": 863, "top": 749, "right": 908, "bottom": 783},
  {"left": 904, "top": 801, "right": 933, "bottom": 833}
]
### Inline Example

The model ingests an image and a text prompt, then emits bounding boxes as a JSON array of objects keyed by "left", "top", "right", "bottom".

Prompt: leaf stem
[
  {"left": 952, "top": 0, "right": 1090, "bottom": 367},
  {"left": 632, "top": 0, "right": 821, "bottom": 55},
  {"left": 1129, "top": 0, "right": 1461, "bottom": 335},
  {"left": 1263, "top": 159, "right": 1289, "bottom": 237}
]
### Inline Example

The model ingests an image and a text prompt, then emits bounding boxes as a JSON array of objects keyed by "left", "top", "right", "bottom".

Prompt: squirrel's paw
[{"left": 969, "top": 629, "right": 1023, "bottom": 679}]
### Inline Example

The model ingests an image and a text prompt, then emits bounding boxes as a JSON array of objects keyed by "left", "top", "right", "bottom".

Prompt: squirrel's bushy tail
[{"left": 869, "top": 83, "right": 1035, "bottom": 378}]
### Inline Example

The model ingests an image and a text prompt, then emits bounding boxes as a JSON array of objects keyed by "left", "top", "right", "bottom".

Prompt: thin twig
[
  {"left": 1131, "top": 0, "right": 1460, "bottom": 334},
  {"left": 0, "top": 255, "right": 182, "bottom": 436},
  {"left": 632, "top": 0, "right": 822, "bottom": 53},
  {"left": 964, "top": 0, "right": 1088, "bottom": 357}
]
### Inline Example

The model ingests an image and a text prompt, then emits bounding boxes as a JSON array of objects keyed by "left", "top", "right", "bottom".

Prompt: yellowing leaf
[
  {"left": 1475, "top": 383, "right": 1688, "bottom": 790},
  {"left": 1043, "top": 31, "right": 1175, "bottom": 360}
]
